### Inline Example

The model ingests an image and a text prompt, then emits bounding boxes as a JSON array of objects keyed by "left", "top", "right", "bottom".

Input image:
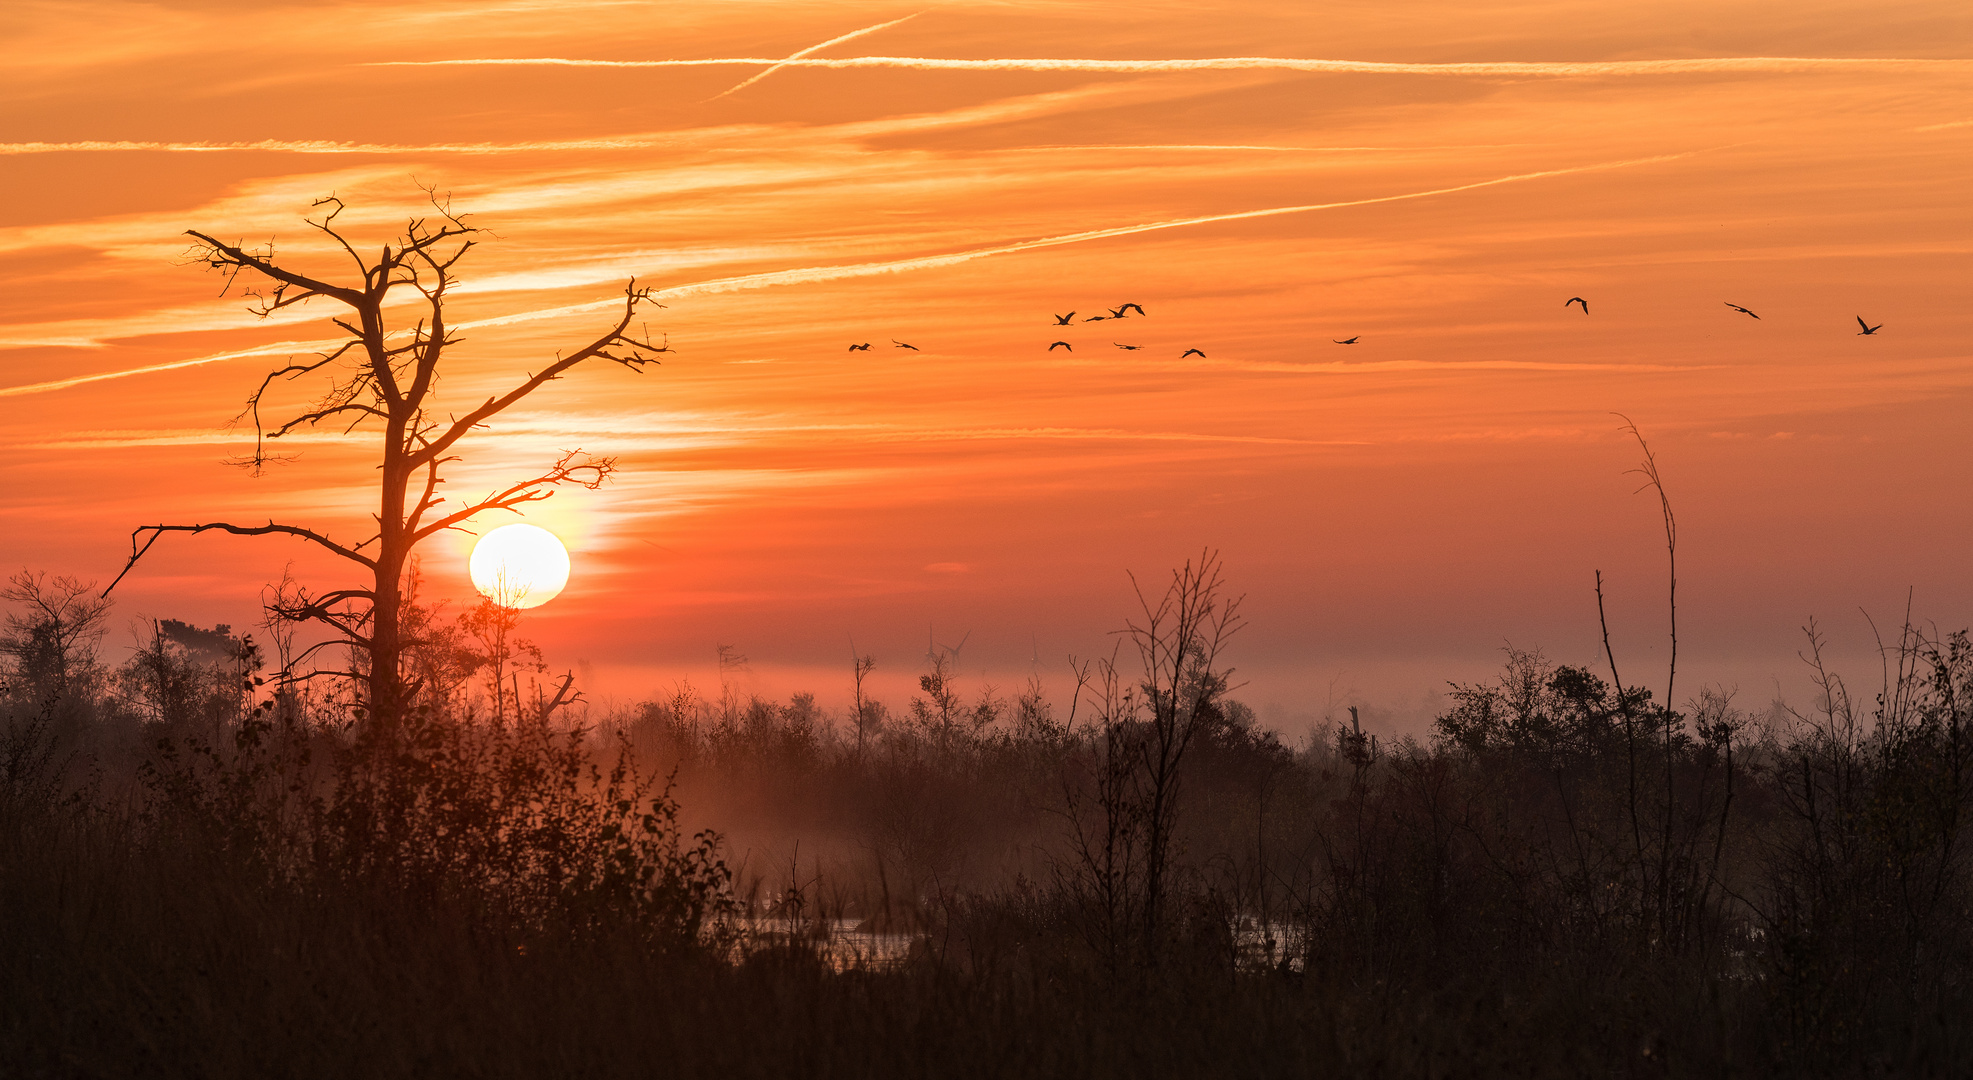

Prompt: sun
[{"left": 468, "top": 523, "right": 571, "bottom": 609}]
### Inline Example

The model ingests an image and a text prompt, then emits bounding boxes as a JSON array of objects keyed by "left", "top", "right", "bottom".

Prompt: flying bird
[
  {"left": 1333, "top": 336, "right": 1359, "bottom": 344},
  {"left": 1115, "top": 303, "right": 1146, "bottom": 317},
  {"left": 1856, "top": 316, "right": 1883, "bottom": 335},
  {"left": 847, "top": 342, "right": 871, "bottom": 351},
  {"left": 1724, "top": 302, "right": 1760, "bottom": 319},
  {"left": 1052, "top": 312, "right": 1076, "bottom": 325},
  {"left": 1083, "top": 314, "right": 1108, "bottom": 321},
  {"left": 1114, "top": 343, "right": 1142, "bottom": 351},
  {"left": 892, "top": 340, "right": 918, "bottom": 350},
  {"left": 1179, "top": 348, "right": 1206, "bottom": 359},
  {"left": 1047, "top": 341, "right": 1072, "bottom": 352},
  {"left": 1565, "top": 297, "right": 1589, "bottom": 313}
]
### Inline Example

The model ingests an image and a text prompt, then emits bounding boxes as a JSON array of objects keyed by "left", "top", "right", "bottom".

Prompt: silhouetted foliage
[{"left": 5, "top": 562, "right": 1972, "bottom": 1078}]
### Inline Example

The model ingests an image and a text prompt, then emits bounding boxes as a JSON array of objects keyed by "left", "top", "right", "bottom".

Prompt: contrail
[
  {"left": 0, "top": 135, "right": 692, "bottom": 156},
  {"left": 371, "top": 55, "right": 1972, "bottom": 77},
  {"left": 1004, "top": 143, "right": 1532, "bottom": 153},
  {"left": 0, "top": 137, "right": 1515, "bottom": 158},
  {"left": 0, "top": 340, "right": 349, "bottom": 399},
  {"left": 0, "top": 152, "right": 1694, "bottom": 398},
  {"left": 705, "top": 12, "right": 924, "bottom": 101},
  {"left": 623, "top": 151, "right": 1702, "bottom": 301}
]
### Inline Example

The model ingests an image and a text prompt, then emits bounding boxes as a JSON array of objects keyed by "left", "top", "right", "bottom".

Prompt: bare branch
[
  {"left": 106, "top": 520, "right": 378, "bottom": 597},
  {"left": 409, "top": 282, "right": 666, "bottom": 470},
  {"left": 185, "top": 229, "right": 364, "bottom": 310},
  {"left": 411, "top": 450, "right": 614, "bottom": 542}
]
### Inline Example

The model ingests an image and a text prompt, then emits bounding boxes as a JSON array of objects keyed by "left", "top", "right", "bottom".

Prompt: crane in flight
[
  {"left": 1856, "top": 317, "right": 1883, "bottom": 336},
  {"left": 1048, "top": 341, "right": 1072, "bottom": 352},
  {"left": 1333, "top": 336, "right": 1359, "bottom": 345},
  {"left": 847, "top": 342, "right": 872, "bottom": 351},
  {"left": 1724, "top": 302, "right": 1760, "bottom": 319},
  {"left": 1180, "top": 348, "right": 1206, "bottom": 359},
  {"left": 1565, "top": 297, "right": 1589, "bottom": 314},
  {"left": 1052, "top": 312, "right": 1076, "bottom": 325}
]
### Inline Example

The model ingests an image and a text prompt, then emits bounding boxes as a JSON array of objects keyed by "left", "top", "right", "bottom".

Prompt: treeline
[{"left": 2, "top": 562, "right": 1970, "bottom": 1078}]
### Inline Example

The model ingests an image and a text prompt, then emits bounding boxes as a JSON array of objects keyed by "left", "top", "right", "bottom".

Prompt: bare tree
[
  {"left": 1, "top": 570, "right": 113, "bottom": 703},
  {"left": 105, "top": 194, "right": 669, "bottom": 725},
  {"left": 1124, "top": 548, "right": 1244, "bottom": 953},
  {"left": 849, "top": 644, "right": 878, "bottom": 758},
  {"left": 1059, "top": 550, "right": 1245, "bottom": 971}
]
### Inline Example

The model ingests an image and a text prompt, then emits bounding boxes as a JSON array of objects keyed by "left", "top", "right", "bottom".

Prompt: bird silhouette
[
  {"left": 1725, "top": 302, "right": 1760, "bottom": 319},
  {"left": 1565, "top": 297, "right": 1589, "bottom": 313},
  {"left": 1333, "top": 336, "right": 1359, "bottom": 344},
  {"left": 1856, "top": 316, "right": 1883, "bottom": 336},
  {"left": 1115, "top": 303, "right": 1146, "bottom": 317},
  {"left": 847, "top": 342, "right": 871, "bottom": 351},
  {"left": 1048, "top": 341, "right": 1072, "bottom": 352},
  {"left": 1052, "top": 312, "right": 1075, "bottom": 325},
  {"left": 1180, "top": 348, "right": 1205, "bottom": 359},
  {"left": 1107, "top": 306, "right": 1130, "bottom": 319},
  {"left": 1083, "top": 314, "right": 1108, "bottom": 321},
  {"left": 892, "top": 340, "right": 918, "bottom": 350},
  {"left": 1114, "top": 343, "right": 1142, "bottom": 351}
]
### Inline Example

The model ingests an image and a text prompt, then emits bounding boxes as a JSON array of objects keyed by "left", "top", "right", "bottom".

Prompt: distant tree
[
  {"left": 117, "top": 619, "right": 257, "bottom": 729},
  {"left": 1062, "top": 550, "right": 1244, "bottom": 970},
  {"left": 105, "top": 194, "right": 669, "bottom": 726},
  {"left": 1124, "top": 549, "right": 1243, "bottom": 955},
  {"left": 0, "top": 570, "right": 112, "bottom": 705}
]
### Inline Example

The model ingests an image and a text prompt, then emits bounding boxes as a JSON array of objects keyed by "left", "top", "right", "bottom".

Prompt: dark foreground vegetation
[{"left": 3, "top": 563, "right": 1971, "bottom": 1079}]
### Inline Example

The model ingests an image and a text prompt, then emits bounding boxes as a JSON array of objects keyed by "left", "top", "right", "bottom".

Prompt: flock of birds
[{"left": 842, "top": 297, "right": 1888, "bottom": 356}]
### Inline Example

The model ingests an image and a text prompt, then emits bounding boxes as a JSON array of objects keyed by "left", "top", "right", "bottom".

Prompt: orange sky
[{"left": 3, "top": 1, "right": 1969, "bottom": 734}]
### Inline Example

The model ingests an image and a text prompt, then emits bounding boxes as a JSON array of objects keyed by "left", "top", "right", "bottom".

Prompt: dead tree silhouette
[{"left": 104, "top": 193, "right": 669, "bottom": 726}]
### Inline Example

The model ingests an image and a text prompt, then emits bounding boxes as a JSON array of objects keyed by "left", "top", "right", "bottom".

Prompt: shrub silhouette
[{"left": 4, "top": 565, "right": 1972, "bottom": 1078}]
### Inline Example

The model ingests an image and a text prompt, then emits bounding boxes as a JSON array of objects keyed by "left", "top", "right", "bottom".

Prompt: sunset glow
[
  {"left": 470, "top": 524, "right": 570, "bottom": 610},
  {"left": 2, "top": 0, "right": 1968, "bottom": 731}
]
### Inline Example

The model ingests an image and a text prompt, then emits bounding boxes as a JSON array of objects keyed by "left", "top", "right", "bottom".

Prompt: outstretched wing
[
  {"left": 1048, "top": 341, "right": 1072, "bottom": 351},
  {"left": 1180, "top": 348, "right": 1205, "bottom": 358},
  {"left": 1856, "top": 316, "right": 1869, "bottom": 331}
]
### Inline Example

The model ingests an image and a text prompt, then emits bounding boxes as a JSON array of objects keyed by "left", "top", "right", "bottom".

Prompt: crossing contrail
[{"left": 705, "top": 12, "right": 924, "bottom": 101}]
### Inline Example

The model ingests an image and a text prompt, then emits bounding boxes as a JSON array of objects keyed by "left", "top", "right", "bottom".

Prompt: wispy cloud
[
  {"left": 372, "top": 55, "right": 1973, "bottom": 77},
  {"left": 705, "top": 12, "right": 923, "bottom": 101},
  {"left": 23, "top": 420, "right": 1363, "bottom": 453},
  {"left": 0, "top": 151, "right": 1698, "bottom": 398}
]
